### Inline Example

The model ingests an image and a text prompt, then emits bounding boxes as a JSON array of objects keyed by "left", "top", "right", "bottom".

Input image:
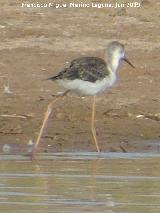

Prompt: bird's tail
[
  {"left": 45, "top": 76, "right": 57, "bottom": 81},
  {"left": 45, "top": 67, "right": 67, "bottom": 81},
  {"left": 45, "top": 75, "right": 59, "bottom": 81}
]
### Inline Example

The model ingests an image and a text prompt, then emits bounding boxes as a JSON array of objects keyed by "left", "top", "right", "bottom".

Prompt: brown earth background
[{"left": 0, "top": 0, "right": 160, "bottom": 154}]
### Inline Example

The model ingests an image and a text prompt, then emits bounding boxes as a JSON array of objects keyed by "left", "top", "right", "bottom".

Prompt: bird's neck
[{"left": 105, "top": 54, "right": 121, "bottom": 73}]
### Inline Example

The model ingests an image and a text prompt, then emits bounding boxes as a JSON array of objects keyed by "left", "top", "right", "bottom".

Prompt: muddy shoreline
[{"left": 0, "top": 0, "right": 159, "bottom": 155}]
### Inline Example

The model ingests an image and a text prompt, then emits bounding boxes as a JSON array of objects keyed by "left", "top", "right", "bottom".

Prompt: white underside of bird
[{"left": 57, "top": 71, "right": 116, "bottom": 96}]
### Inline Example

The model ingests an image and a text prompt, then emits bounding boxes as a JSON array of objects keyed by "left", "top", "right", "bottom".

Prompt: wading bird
[{"left": 32, "top": 41, "right": 135, "bottom": 158}]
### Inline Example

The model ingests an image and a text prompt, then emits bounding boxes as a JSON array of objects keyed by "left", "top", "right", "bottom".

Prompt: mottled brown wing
[{"left": 49, "top": 57, "right": 109, "bottom": 83}]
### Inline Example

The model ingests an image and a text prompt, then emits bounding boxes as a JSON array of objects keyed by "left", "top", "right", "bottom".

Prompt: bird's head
[{"left": 106, "top": 41, "right": 135, "bottom": 71}]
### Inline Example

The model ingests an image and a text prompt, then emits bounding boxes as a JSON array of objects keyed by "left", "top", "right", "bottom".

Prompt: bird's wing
[{"left": 53, "top": 57, "right": 109, "bottom": 82}]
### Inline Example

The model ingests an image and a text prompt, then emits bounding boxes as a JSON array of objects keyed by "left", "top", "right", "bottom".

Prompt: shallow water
[{"left": 0, "top": 152, "right": 160, "bottom": 213}]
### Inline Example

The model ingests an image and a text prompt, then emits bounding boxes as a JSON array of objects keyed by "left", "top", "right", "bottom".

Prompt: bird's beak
[{"left": 123, "top": 57, "right": 135, "bottom": 69}]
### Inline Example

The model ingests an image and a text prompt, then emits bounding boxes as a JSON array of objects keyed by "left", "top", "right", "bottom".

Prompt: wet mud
[{"left": 0, "top": 0, "right": 160, "bottom": 155}]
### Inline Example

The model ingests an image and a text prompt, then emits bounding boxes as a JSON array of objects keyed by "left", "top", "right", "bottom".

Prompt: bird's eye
[
  {"left": 120, "top": 49, "right": 124, "bottom": 53},
  {"left": 119, "top": 49, "right": 124, "bottom": 56}
]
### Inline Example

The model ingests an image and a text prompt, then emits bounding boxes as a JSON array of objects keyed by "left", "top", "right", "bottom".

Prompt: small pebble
[
  {"left": 3, "top": 85, "right": 13, "bottom": 94},
  {"left": 2, "top": 144, "right": 11, "bottom": 153},
  {"left": 28, "top": 139, "right": 34, "bottom": 146},
  {"left": 27, "top": 139, "right": 34, "bottom": 153},
  {"left": 136, "top": 114, "right": 144, "bottom": 118}
]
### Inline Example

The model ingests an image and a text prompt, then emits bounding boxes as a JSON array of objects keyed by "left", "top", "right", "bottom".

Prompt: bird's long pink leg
[
  {"left": 91, "top": 96, "right": 100, "bottom": 152},
  {"left": 31, "top": 90, "right": 70, "bottom": 160}
]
